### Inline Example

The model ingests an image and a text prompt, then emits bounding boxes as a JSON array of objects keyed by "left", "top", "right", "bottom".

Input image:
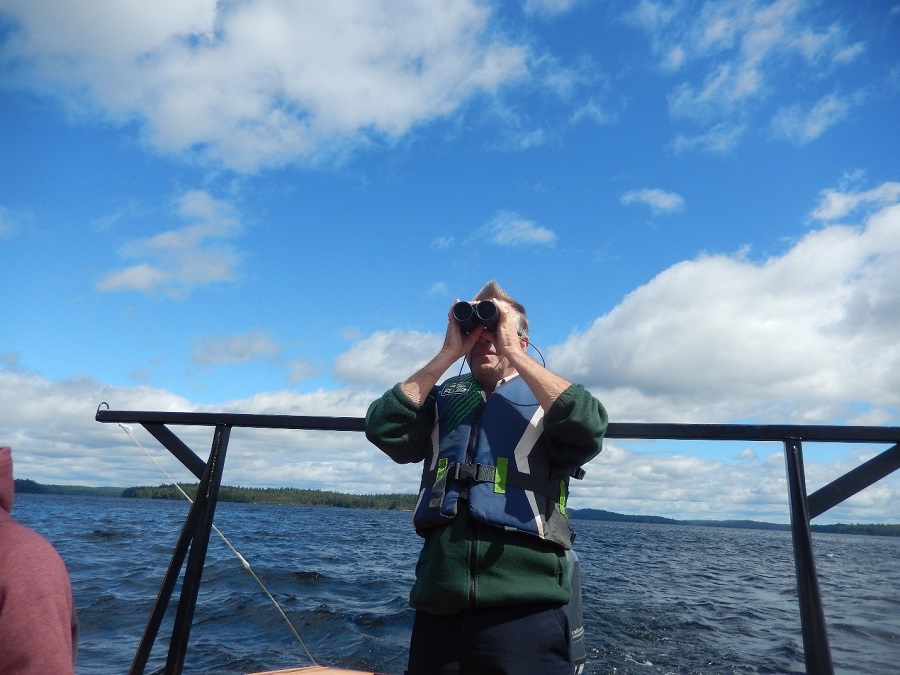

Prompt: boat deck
[{"left": 251, "top": 667, "right": 387, "bottom": 675}]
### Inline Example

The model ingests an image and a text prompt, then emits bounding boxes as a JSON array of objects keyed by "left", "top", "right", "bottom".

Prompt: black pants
[{"left": 406, "top": 603, "right": 573, "bottom": 675}]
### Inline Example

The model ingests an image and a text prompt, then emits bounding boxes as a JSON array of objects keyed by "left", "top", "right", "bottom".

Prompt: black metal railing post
[
  {"left": 94, "top": 406, "right": 899, "bottom": 675},
  {"left": 130, "top": 498, "right": 203, "bottom": 674},
  {"left": 126, "top": 421, "right": 231, "bottom": 675},
  {"left": 784, "top": 438, "right": 834, "bottom": 675},
  {"left": 164, "top": 423, "right": 231, "bottom": 674}
]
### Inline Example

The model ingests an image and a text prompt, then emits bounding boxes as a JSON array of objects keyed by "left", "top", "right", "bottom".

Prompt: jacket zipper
[{"left": 466, "top": 400, "right": 486, "bottom": 607}]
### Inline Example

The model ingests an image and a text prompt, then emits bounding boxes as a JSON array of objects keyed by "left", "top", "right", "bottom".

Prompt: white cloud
[
  {"left": 811, "top": 181, "right": 900, "bottom": 222},
  {"left": 0, "top": 0, "right": 529, "bottom": 172},
  {"left": 431, "top": 237, "right": 454, "bottom": 250},
  {"left": 6, "top": 181, "right": 900, "bottom": 522},
  {"left": 287, "top": 359, "right": 319, "bottom": 385},
  {"left": 483, "top": 211, "right": 557, "bottom": 246},
  {"left": 630, "top": 0, "right": 865, "bottom": 148},
  {"left": 572, "top": 441, "right": 898, "bottom": 523},
  {"left": 626, "top": 1, "right": 681, "bottom": 45},
  {"left": 523, "top": 0, "right": 582, "bottom": 17},
  {"left": 0, "top": 367, "right": 419, "bottom": 493},
  {"left": 548, "top": 187, "right": 900, "bottom": 426},
  {"left": 97, "top": 190, "right": 242, "bottom": 297},
  {"left": 2, "top": 363, "right": 895, "bottom": 523},
  {"left": 621, "top": 188, "right": 685, "bottom": 213},
  {"left": 192, "top": 330, "right": 281, "bottom": 368},
  {"left": 570, "top": 97, "right": 616, "bottom": 126},
  {"left": 333, "top": 329, "right": 448, "bottom": 388},
  {"left": 770, "top": 91, "right": 865, "bottom": 144},
  {"left": 671, "top": 123, "right": 746, "bottom": 154}
]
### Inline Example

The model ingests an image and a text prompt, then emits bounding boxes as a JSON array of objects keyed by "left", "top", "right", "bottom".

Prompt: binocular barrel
[{"left": 452, "top": 300, "right": 498, "bottom": 332}]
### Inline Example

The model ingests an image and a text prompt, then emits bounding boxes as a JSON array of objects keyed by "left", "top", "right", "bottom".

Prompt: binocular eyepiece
[{"left": 452, "top": 300, "right": 499, "bottom": 332}]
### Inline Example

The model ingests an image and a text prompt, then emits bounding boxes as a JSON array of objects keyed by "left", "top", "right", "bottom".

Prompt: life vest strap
[
  {"left": 427, "top": 462, "right": 495, "bottom": 508},
  {"left": 427, "top": 461, "right": 577, "bottom": 511}
]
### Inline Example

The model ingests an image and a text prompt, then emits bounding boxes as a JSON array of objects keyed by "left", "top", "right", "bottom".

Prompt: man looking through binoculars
[{"left": 365, "top": 280, "right": 607, "bottom": 674}]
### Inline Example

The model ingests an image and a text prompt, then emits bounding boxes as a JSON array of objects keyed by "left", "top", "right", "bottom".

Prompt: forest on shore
[
  {"left": 16, "top": 479, "right": 416, "bottom": 511},
  {"left": 14, "top": 479, "right": 900, "bottom": 536}
]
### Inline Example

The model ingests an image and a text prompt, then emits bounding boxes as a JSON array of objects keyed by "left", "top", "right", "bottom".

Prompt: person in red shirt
[{"left": 0, "top": 446, "right": 78, "bottom": 674}]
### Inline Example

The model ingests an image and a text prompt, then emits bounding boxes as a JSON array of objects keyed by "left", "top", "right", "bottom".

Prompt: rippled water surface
[{"left": 14, "top": 494, "right": 900, "bottom": 674}]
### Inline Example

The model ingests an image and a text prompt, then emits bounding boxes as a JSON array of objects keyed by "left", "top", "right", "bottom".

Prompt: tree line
[
  {"left": 15, "top": 480, "right": 900, "bottom": 535},
  {"left": 121, "top": 483, "right": 418, "bottom": 511}
]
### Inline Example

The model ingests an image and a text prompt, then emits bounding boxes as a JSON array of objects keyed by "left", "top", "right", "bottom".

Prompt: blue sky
[{"left": 1, "top": 0, "right": 898, "bottom": 523}]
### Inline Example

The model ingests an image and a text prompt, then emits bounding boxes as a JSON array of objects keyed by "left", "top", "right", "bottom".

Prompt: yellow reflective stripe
[
  {"left": 436, "top": 457, "right": 449, "bottom": 481},
  {"left": 558, "top": 479, "right": 567, "bottom": 514},
  {"left": 494, "top": 457, "right": 508, "bottom": 494}
]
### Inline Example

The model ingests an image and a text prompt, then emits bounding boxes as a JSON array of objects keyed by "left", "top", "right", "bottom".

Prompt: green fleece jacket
[{"left": 365, "top": 380, "right": 607, "bottom": 615}]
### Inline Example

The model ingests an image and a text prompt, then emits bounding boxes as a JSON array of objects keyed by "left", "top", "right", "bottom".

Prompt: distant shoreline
[{"left": 15, "top": 479, "right": 900, "bottom": 537}]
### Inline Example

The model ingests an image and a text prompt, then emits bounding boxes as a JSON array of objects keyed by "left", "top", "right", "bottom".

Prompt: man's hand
[
  {"left": 399, "top": 300, "right": 484, "bottom": 406},
  {"left": 489, "top": 298, "right": 572, "bottom": 412},
  {"left": 488, "top": 298, "right": 525, "bottom": 360},
  {"left": 440, "top": 301, "right": 485, "bottom": 362}
]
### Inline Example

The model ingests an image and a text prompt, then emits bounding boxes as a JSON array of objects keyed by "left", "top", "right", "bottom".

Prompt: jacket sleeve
[
  {"left": 0, "top": 519, "right": 77, "bottom": 675},
  {"left": 365, "top": 383, "right": 436, "bottom": 465},
  {"left": 543, "top": 383, "right": 608, "bottom": 468}
]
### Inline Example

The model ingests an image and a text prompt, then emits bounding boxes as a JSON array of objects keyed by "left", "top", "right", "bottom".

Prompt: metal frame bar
[
  {"left": 95, "top": 406, "right": 899, "bottom": 675},
  {"left": 784, "top": 439, "right": 833, "bottom": 674},
  {"left": 123, "top": 421, "right": 232, "bottom": 675}
]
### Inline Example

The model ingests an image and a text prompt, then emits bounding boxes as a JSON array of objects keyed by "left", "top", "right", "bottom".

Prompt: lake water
[{"left": 12, "top": 494, "right": 900, "bottom": 674}]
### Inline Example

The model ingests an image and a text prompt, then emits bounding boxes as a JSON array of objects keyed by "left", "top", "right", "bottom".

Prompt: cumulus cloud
[
  {"left": 4, "top": 187, "right": 899, "bottom": 520},
  {"left": 2, "top": 351, "right": 895, "bottom": 522},
  {"left": 333, "top": 329, "right": 447, "bottom": 388},
  {"left": 0, "top": 0, "right": 529, "bottom": 172},
  {"left": 571, "top": 440, "right": 897, "bottom": 522},
  {"left": 97, "top": 190, "right": 242, "bottom": 297},
  {"left": 189, "top": 330, "right": 324, "bottom": 386},
  {"left": 0, "top": 366, "right": 416, "bottom": 493},
  {"left": 0, "top": 368, "right": 195, "bottom": 485},
  {"left": 483, "top": 211, "right": 557, "bottom": 246},
  {"left": 621, "top": 188, "right": 685, "bottom": 214},
  {"left": 548, "top": 185, "right": 900, "bottom": 426}
]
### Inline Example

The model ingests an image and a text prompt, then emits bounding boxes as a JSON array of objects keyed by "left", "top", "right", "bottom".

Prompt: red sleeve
[{"left": 0, "top": 515, "right": 76, "bottom": 675}]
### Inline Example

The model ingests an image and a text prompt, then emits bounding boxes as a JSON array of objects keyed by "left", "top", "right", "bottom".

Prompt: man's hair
[{"left": 473, "top": 280, "right": 529, "bottom": 336}]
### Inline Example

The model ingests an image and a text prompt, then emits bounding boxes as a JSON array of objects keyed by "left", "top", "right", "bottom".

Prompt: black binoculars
[{"left": 452, "top": 300, "right": 498, "bottom": 332}]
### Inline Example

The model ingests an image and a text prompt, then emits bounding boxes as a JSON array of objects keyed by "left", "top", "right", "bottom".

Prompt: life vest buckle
[{"left": 452, "top": 463, "right": 479, "bottom": 482}]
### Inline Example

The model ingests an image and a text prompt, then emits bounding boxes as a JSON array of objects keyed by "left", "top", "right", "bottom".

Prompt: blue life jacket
[{"left": 412, "top": 373, "right": 579, "bottom": 549}]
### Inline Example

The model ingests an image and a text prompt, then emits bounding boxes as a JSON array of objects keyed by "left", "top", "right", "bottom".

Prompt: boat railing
[{"left": 94, "top": 405, "right": 900, "bottom": 675}]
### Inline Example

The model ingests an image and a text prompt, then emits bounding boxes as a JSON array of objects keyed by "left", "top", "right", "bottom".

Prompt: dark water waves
[{"left": 14, "top": 495, "right": 899, "bottom": 674}]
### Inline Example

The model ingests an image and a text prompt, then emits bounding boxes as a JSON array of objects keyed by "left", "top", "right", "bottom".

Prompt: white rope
[{"left": 117, "top": 424, "right": 317, "bottom": 666}]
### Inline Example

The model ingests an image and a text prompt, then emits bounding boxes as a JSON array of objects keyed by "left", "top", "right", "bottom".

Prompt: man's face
[
  {"left": 467, "top": 332, "right": 508, "bottom": 382},
  {"left": 465, "top": 304, "right": 524, "bottom": 388}
]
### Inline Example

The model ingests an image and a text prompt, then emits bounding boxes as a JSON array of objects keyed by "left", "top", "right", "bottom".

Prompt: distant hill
[
  {"left": 568, "top": 507, "right": 900, "bottom": 537},
  {"left": 15, "top": 479, "right": 415, "bottom": 511},
  {"left": 14, "top": 479, "right": 126, "bottom": 498},
  {"left": 14, "top": 480, "right": 899, "bottom": 536},
  {"left": 569, "top": 508, "right": 680, "bottom": 525},
  {"left": 121, "top": 483, "right": 417, "bottom": 511}
]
